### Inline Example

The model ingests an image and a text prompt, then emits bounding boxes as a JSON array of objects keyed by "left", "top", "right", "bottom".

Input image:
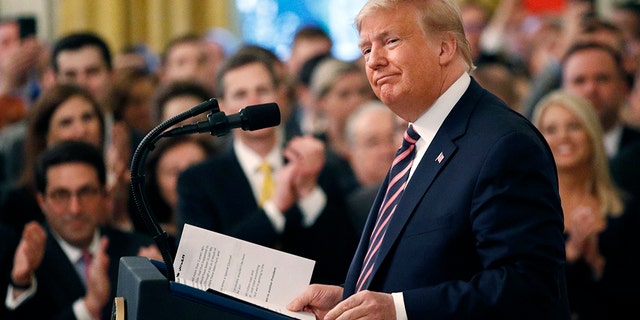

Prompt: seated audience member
[
  {"left": 176, "top": 50, "right": 358, "bottom": 285},
  {"left": 5, "top": 140, "right": 159, "bottom": 319},
  {"left": 0, "top": 84, "right": 105, "bottom": 233},
  {"left": 533, "top": 90, "right": 640, "bottom": 319},
  {"left": 138, "top": 136, "right": 215, "bottom": 248},
  {"left": 344, "top": 100, "right": 400, "bottom": 233}
]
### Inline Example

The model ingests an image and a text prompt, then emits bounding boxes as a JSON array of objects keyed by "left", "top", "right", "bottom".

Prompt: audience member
[
  {"left": 0, "top": 84, "right": 105, "bottom": 234},
  {"left": 51, "top": 32, "right": 114, "bottom": 108},
  {"left": 344, "top": 100, "right": 399, "bottom": 234},
  {"left": 309, "top": 57, "right": 374, "bottom": 194},
  {"left": 471, "top": 61, "right": 522, "bottom": 112},
  {"left": 287, "top": 0, "right": 569, "bottom": 318},
  {"left": 112, "top": 43, "right": 160, "bottom": 76},
  {"left": 290, "top": 53, "right": 332, "bottom": 138},
  {"left": 203, "top": 27, "right": 240, "bottom": 92},
  {"left": 49, "top": 32, "right": 137, "bottom": 231},
  {"left": 286, "top": 25, "right": 333, "bottom": 80},
  {"left": 4, "top": 140, "right": 159, "bottom": 319},
  {"left": 533, "top": 89, "right": 640, "bottom": 319},
  {"left": 139, "top": 136, "right": 215, "bottom": 248},
  {"left": 235, "top": 44, "right": 298, "bottom": 141},
  {"left": 0, "top": 16, "right": 46, "bottom": 110},
  {"left": 158, "top": 33, "right": 213, "bottom": 94},
  {"left": 176, "top": 50, "right": 358, "bottom": 285},
  {"left": 153, "top": 80, "right": 212, "bottom": 126},
  {"left": 561, "top": 42, "right": 640, "bottom": 159},
  {"left": 622, "top": 66, "right": 640, "bottom": 128},
  {"left": 609, "top": 1, "right": 640, "bottom": 77},
  {"left": 520, "top": 10, "right": 627, "bottom": 118},
  {"left": 109, "top": 68, "right": 158, "bottom": 134}
]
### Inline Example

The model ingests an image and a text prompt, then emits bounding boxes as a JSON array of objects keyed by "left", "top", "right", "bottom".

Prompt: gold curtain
[{"left": 57, "top": 0, "right": 233, "bottom": 56}]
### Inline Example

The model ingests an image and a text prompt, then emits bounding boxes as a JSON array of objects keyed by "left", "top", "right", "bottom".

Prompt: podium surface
[{"left": 116, "top": 256, "right": 298, "bottom": 320}]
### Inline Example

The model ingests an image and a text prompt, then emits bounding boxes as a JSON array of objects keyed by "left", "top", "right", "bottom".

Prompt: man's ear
[
  {"left": 438, "top": 32, "right": 458, "bottom": 66},
  {"left": 36, "top": 193, "right": 47, "bottom": 213}
]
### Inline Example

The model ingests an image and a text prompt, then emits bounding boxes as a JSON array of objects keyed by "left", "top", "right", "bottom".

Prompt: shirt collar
[
  {"left": 52, "top": 229, "right": 100, "bottom": 263},
  {"left": 412, "top": 72, "right": 470, "bottom": 149},
  {"left": 233, "top": 136, "right": 283, "bottom": 175}
]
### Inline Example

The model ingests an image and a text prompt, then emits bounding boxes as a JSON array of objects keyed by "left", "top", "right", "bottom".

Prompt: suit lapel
[
  {"left": 42, "top": 230, "right": 86, "bottom": 297},
  {"left": 365, "top": 79, "right": 483, "bottom": 286}
]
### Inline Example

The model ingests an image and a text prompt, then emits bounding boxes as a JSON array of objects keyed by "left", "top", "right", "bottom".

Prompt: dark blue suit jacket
[
  {"left": 343, "top": 79, "right": 570, "bottom": 319},
  {"left": 176, "top": 145, "right": 359, "bottom": 285}
]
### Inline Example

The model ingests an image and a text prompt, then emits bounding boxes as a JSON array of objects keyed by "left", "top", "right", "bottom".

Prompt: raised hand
[
  {"left": 11, "top": 221, "right": 47, "bottom": 291},
  {"left": 283, "top": 135, "right": 325, "bottom": 198},
  {"left": 84, "top": 237, "right": 110, "bottom": 318}
]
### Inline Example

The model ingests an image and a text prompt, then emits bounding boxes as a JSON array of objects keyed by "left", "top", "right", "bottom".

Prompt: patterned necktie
[
  {"left": 356, "top": 124, "right": 420, "bottom": 292},
  {"left": 79, "top": 251, "right": 92, "bottom": 285},
  {"left": 258, "top": 161, "right": 275, "bottom": 207}
]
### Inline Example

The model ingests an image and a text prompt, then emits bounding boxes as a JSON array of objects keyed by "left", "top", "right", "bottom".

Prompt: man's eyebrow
[{"left": 358, "top": 30, "right": 391, "bottom": 49}]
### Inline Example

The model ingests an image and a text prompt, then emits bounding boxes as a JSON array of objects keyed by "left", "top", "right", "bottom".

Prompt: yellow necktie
[{"left": 258, "top": 161, "right": 275, "bottom": 207}]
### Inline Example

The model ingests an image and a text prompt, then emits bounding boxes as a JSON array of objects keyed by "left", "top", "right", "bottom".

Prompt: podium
[{"left": 115, "top": 256, "right": 298, "bottom": 320}]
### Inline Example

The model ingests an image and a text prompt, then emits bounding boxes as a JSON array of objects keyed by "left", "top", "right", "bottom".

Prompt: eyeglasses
[{"left": 45, "top": 185, "right": 103, "bottom": 207}]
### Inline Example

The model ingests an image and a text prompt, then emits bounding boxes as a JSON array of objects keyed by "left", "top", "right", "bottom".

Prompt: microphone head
[{"left": 241, "top": 103, "right": 281, "bottom": 131}]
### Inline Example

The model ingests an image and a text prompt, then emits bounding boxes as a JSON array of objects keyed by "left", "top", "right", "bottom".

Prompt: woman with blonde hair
[{"left": 533, "top": 89, "right": 640, "bottom": 319}]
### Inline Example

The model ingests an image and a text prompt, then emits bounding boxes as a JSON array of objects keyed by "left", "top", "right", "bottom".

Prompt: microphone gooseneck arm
[{"left": 130, "top": 98, "right": 219, "bottom": 281}]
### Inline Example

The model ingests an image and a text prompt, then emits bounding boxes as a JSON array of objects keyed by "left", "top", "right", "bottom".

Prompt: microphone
[{"left": 163, "top": 102, "right": 281, "bottom": 137}]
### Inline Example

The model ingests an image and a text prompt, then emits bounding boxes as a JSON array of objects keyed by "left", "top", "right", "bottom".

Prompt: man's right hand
[{"left": 11, "top": 221, "right": 46, "bottom": 290}]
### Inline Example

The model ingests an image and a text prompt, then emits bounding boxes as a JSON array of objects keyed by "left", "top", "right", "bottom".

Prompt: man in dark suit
[
  {"left": 561, "top": 41, "right": 640, "bottom": 198},
  {"left": 5, "top": 141, "right": 157, "bottom": 319},
  {"left": 176, "top": 48, "right": 358, "bottom": 285},
  {"left": 287, "top": 1, "right": 569, "bottom": 319}
]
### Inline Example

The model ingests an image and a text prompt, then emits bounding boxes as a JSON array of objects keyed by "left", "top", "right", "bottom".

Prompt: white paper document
[{"left": 174, "top": 224, "right": 316, "bottom": 320}]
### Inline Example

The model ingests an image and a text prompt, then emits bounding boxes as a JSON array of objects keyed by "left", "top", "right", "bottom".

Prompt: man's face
[
  {"left": 358, "top": 3, "right": 443, "bottom": 121},
  {"left": 0, "top": 21, "right": 20, "bottom": 60},
  {"left": 562, "top": 48, "right": 628, "bottom": 132},
  {"left": 220, "top": 62, "right": 279, "bottom": 140},
  {"left": 56, "top": 46, "right": 112, "bottom": 104},
  {"left": 162, "top": 41, "right": 208, "bottom": 86},
  {"left": 37, "top": 162, "right": 106, "bottom": 249},
  {"left": 349, "top": 108, "right": 399, "bottom": 186}
]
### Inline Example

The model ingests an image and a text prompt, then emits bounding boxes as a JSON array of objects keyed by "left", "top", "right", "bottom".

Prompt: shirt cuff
[
  {"left": 74, "top": 298, "right": 99, "bottom": 320},
  {"left": 263, "top": 200, "right": 286, "bottom": 233},
  {"left": 392, "top": 292, "right": 408, "bottom": 320},
  {"left": 5, "top": 275, "right": 37, "bottom": 309},
  {"left": 297, "top": 186, "right": 326, "bottom": 227}
]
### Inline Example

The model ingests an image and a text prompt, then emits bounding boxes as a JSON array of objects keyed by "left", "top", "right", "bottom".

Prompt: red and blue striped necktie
[{"left": 356, "top": 124, "right": 420, "bottom": 292}]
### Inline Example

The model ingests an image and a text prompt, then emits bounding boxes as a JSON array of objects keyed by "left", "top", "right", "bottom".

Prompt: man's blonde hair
[{"left": 356, "top": 0, "right": 475, "bottom": 72}]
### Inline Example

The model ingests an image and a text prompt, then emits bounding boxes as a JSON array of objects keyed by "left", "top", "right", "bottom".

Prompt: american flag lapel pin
[{"left": 435, "top": 152, "right": 444, "bottom": 163}]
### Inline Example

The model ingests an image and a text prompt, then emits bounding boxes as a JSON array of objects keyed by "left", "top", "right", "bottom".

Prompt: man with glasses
[{"left": 4, "top": 140, "right": 157, "bottom": 319}]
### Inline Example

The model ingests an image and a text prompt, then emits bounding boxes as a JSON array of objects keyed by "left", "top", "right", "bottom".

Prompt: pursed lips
[{"left": 374, "top": 73, "right": 397, "bottom": 86}]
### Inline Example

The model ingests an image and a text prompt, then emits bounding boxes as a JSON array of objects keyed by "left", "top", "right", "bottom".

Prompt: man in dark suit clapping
[{"left": 176, "top": 47, "right": 358, "bottom": 285}]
